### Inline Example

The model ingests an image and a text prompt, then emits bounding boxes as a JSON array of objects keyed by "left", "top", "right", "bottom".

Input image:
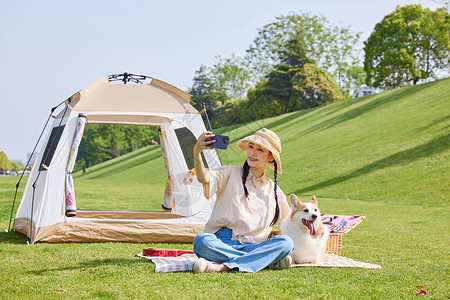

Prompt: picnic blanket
[
  {"left": 137, "top": 253, "right": 382, "bottom": 272},
  {"left": 137, "top": 214, "right": 382, "bottom": 272}
]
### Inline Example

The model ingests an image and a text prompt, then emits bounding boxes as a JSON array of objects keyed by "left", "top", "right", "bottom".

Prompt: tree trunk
[{"left": 283, "top": 90, "right": 293, "bottom": 114}]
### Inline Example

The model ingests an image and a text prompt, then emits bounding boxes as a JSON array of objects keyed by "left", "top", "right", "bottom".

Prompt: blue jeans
[{"left": 193, "top": 227, "right": 294, "bottom": 273}]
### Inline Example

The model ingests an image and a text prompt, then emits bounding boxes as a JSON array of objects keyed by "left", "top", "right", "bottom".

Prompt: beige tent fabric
[
  {"left": 74, "top": 77, "right": 198, "bottom": 114},
  {"left": 74, "top": 210, "right": 183, "bottom": 220},
  {"left": 56, "top": 77, "right": 198, "bottom": 120},
  {"left": 12, "top": 218, "right": 31, "bottom": 238},
  {"left": 79, "top": 114, "right": 169, "bottom": 125},
  {"left": 13, "top": 217, "right": 204, "bottom": 243},
  {"left": 12, "top": 218, "right": 58, "bottom": 242},
  {"left": 150, "top": 78, "right": 191, "bottom": 102}
]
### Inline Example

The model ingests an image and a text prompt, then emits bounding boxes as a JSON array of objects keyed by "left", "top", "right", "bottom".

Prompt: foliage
[
  {"left": 0, "top": 151, "right": 11, "bottom": 171},
  {"left": 77, "top": 124, "right": 159, "bottom": 167},
  {"left": 0, "top": 152, "right": 25, "bottom": 172},
  {"left": 210, "top": 54, "right": 254, "bottom": 100},
  {"left": 293, "top": 62, "right": 340, "bottom": 109},
  {"left": 9, "top": 161, "right": 24, "bottom": 172},
  {"left": 243, "top": 39, "right": 340, "bottom": 120},
  {"left": 264, "top": 38, "right": 315, "bottom": 114},
  {"left": 246, "top": 12, "right": 365, "bottom": 96},
  {"left": 188, "top": 57, "right": 255, "bottom": 128},
  {"left": 188, "top": 64, "right": 228, "bottom": 128},
  {"left": 364, "top": 5, "right": 450, "bottom": 89}
]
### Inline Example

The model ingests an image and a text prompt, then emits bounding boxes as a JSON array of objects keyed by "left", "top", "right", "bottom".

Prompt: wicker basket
[
  {"left": 325, "top": 233, "right": 343, "bottom": 255},
  {"left": 324, "top": 215, "right": 365, "bottom": 255}
]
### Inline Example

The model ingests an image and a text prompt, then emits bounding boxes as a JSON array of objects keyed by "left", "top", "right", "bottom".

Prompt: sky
[{"left": 0, "top": 0, "right": 444, "bottom": 163}]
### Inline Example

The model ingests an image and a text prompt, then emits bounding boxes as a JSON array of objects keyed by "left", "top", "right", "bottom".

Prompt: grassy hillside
[
  {"left": 73, "top": 77, "right": 449, "bottom": 209},
  {"left": 221, "top": 77, "right": 449, "bottom": 205}
]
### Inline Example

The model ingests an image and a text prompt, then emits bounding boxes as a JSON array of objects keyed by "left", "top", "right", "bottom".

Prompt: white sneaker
[
  {"left": 268, "top": 254, "right": 292, "bottom": 270},
  {"left": 193, "top": 258, "right": 216, "bottom": 273}
]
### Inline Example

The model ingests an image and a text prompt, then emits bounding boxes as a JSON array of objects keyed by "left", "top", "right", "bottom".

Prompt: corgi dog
[{"left": 279, "top": 194, "right": 329, "bottom": 264}]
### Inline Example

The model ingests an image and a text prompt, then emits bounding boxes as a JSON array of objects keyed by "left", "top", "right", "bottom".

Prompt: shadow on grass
[
  {"left": 30, "top": 257, "right": 149, "bottom": 275},
  {"left": 295, "top": 133, "right": 450, "bottom": 195},
  {"left": 414, "top": 115, "right": 450, "bottom": 134},
  {"left": 264, "top": 108, "right": 317, "bottom": 134},
  {"left": 0, "top": 231, "right": 29, "bottom": 244}
]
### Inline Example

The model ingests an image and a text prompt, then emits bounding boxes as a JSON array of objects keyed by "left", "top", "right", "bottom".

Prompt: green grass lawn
[{"left": 1, "top": 78, "right": 449, "bottom": 299}]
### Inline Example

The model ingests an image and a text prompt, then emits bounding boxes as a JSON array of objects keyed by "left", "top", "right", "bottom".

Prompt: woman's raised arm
[{"left": 193, "top": 132, "right": 215, "bottom": 187}]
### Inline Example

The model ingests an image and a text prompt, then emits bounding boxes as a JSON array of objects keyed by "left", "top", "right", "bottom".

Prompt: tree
[
  {"left": 124, "top": 126, "right": 158, "bottom": 152},
  {"left": 247, "top": 39, "right": 340, "bottom": 118},
  {"left": 295, "top": 63, "right": 340, "bottom": 108},
  {"left": 77, "top": 124, "right": 159, "bottom": 166},
  {"left": 364, "top": 5, "right": 450, "bottom": 89},
  {"left": 10, "top": 161, "right": 25, "bottom": 172},
  {"left": 188, "top": 64, "right": 228, "bottom": 127},
  {"left": 263, "top": 39, "right": 314, "bottom": 114},
  {"left": 109, "top": 126, "right": 126, "bottom": 158},
  {"left": 246, "top": 12, "right": 365, "bottom": 97},
  {"left": 0, "top": 151, "right": 11, "bottom": 171},
  {"left": 211, "top": 54, "right": 253, "bottom": 100}
]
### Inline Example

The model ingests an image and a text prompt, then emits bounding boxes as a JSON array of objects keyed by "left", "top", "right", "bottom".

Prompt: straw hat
[{"left": 237, "top": 128, "right": 282, "bottom": 174}]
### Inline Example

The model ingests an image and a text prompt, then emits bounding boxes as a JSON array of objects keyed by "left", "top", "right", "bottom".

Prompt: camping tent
[{"left": 12, "top": 74, "right": 222, "bottom": 243}]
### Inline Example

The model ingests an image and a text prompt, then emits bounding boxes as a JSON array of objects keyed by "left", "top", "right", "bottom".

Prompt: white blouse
[{"left": 202, "top": 165, "right": 291, "bottom": 243}]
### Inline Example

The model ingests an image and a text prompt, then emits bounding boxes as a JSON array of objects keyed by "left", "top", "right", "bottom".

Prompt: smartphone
[{"left": 205, "top": 134, "right": 230, "bottom": 150}]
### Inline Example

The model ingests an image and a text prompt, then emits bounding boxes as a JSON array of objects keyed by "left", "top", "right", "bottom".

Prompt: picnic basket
[{"left": 323, "top": 215, "right": 365, "bottom": 255}]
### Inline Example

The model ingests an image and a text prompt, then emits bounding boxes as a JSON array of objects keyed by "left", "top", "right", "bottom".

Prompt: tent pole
[
  {"left": 29, "top": 183, "right": 36, "bottom": 244},
  {"left": 193, "top": 97, "right": 223, "bottom": 166},
  {"left": 8, "top": 104, "right": 63, "bottom": 233}
]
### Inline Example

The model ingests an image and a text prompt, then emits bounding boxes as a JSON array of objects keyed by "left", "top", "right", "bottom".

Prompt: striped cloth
[
  {"left": 137, "top": 253, "right": 382, "bottom": 272},
  {"left": 137, "top": 253, "right": 197, "bottom": 272}
]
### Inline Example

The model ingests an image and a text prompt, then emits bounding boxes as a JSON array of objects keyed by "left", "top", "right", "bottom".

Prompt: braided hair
[
  {"left": 241, "top": 160, "right": 280, "bottom": 227},
  {"left": 271, "top": 160, "right": 280, "bottom": 226},
  {"left": 242, "top": 161, "right": 250, "bottom": 198}
]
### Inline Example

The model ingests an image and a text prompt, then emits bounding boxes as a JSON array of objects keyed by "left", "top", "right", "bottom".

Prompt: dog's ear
[
  {"left": 311, "top": 195, "right": 317, "bottom": 205},
  {"left": 290, "top": 194, "right": 301, "bottom": 210}
]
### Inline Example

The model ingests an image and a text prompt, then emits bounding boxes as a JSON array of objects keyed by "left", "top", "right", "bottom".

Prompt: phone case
[{"left": 206, "top": 135, "right": 229, "bottom": 150}]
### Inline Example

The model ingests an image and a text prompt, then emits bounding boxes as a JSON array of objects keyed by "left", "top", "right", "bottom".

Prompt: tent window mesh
[
  {"left": 174, "top": 127, "right": 208, "bottom": 170},
  {"left": 39, "top": 125, "right": 65, "bottom": 171}
]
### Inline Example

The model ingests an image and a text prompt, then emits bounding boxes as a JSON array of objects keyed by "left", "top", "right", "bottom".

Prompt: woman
[{"left": 192, "top": 128, "right": 294, "bottom": 273}]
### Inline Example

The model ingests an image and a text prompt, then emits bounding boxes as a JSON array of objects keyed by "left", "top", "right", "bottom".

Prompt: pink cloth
[
  {"left": 321, "top": 214, "right": 365, "bottom": 234},
  {"left": 66, "top": 192, "right": 75, "bottom": 207}
]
